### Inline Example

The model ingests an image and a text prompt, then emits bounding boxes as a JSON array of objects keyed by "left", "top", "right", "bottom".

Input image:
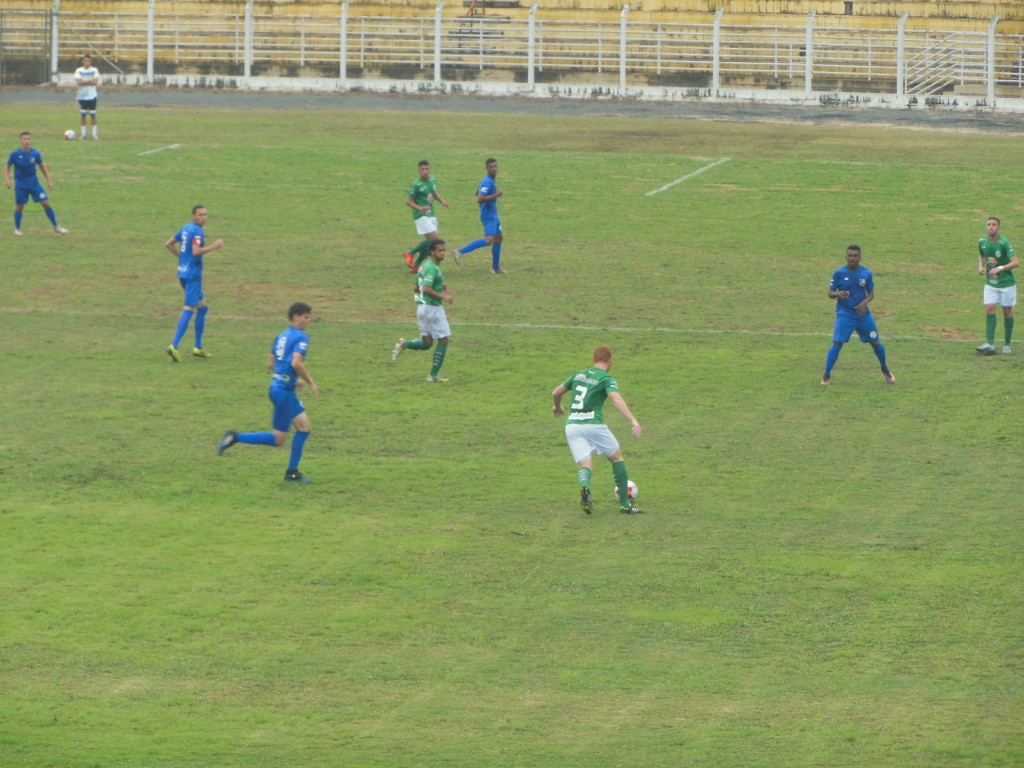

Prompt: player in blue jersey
[
  {"left": 163, "top": 204, "right": 225, "bottom": 362},
  {"left": 452, "top": 157, "right": 506, "bottom": 274},
  {"left": 821, "top": 245, "right": 895, "bottom": 386},
  {"left": 4, "top": 131, "right": 69, "bottom": 237},
  {"left": 217, "top": 302, "right": 321, "bottom": 483}
]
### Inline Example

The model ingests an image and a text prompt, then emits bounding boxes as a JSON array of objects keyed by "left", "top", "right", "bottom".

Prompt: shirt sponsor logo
[{"left": 568, "top": 411, "right": 595, "bottom": 420}]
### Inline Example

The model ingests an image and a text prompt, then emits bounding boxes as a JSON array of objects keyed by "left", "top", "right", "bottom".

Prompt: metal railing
[{"left": 2, "top": 4, "right": 1023, "bottom": 106}]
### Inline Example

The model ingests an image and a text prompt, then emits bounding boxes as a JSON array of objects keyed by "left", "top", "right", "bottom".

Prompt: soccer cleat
[
  {"left": 391, "top": 338, "right": 405, "bottom": 362},
  {"left": 882, "top": 369, "right": 895, "bottom": 384},
  {"left": 166, "top": 345, "right": 181, "bottom": 363},
  {"left": 192, "top": 347, "right": 212, "bottom": 358},
  {"left": 1002, "top": 346, "right": 1012, "bottom": 355},
  {"left": 491, "top": 268, "right": 508, "bottom": 274},
  {"left": 403, "top": 251, "right": 414, "bottom": 268},
  {"left": 580, "top": 487, "right": 592, "bottom": 515},
  {"left": 426, "top": 375, "right": 449, "bottom": 383},
  {"left": 820, "top": 374, "right": 831, "bottom": 385},
  {"left": 14, "top": 229, "right": 23, "bottom": 237},
  {"left": 453, "top": 250, "right": 462, "bottom": 265},
  {"left": 619, "top": 504, "right": 645, "bottom": 514},
  {"left": 54, "top": 226, "right": 69, "bottom": 235},
  {"left": 976, "top": 343, "right": 996, "bottom": 355},
  {"left": 284, "top": 470, "right": 312, "bottom": 484},
  {"left": 217, "top": 430, "right": 237, "bottom": 455}
]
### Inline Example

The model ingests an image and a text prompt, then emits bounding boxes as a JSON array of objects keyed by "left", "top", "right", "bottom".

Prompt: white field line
[
  {"left": 138, "top": 144, "right": 182, "bottom": 156},
  {"left": 646, "top": 157, "right": 732, "bottom": 196}
]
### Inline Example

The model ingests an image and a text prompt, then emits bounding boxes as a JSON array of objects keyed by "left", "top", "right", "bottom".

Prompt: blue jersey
[
  {"left": 478, "top": 174, "right": 498, "bottom": 217},
  {"left": 172, "top": 222, "right": 205, "bottom": 280},
  {"left": 270, "top": 326, "right": 309, "bottom": 391},
  {"left": 830, "top": 265, "right": 874, "bottom": 317},
  {"left": 6, "top": 148, "right": 43, "bottom": 185}
]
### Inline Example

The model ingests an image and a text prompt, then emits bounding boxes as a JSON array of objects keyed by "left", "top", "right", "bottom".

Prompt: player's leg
[
  {"left": 565, "top": 425, "right": 596, "bottom": 514},
  {"left": 429, "top": 337, "right": 449, "bottom": 380},
  {"left": 425, "top": 307, "right": 451, "bottom": 382},
  {"left": 285, "top": 410, "right": 313, "bottom": 483},
  {"left": 606, "top": 448, "right": 642, "bottom": 514},
  {"left": 1001, "top": 287, "right": 1015, "bottom": 352},
  {"left": 79, "top": 102, "right": 87, "bottom": 138},
  {"left": 413, "top": 229, "right": 440, "bottom": 269},
  {"left": 979, "top": 286, "right": 999, "bottom": 353},
  {"left": 193, "top": 296, "right": 210, "bottom": 356},
  {"left": 13, "top": 197, "right": 26, "bottom": 234},
  {"left": 170, "top": 280, "right": 200, "bottom": 360},
  {"left": 91, "top": 107, "right": 98, "bottom": 140},
  {"left": 858, "top": 319, "right": 892, "bottom": 382},
  {"left": 491, "top": 231, "right": 505, "bottom": 274}
]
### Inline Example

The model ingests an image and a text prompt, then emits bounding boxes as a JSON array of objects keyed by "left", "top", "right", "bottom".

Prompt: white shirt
[{"left": 74, "top": 66, "right": 100, "bottom": 100}]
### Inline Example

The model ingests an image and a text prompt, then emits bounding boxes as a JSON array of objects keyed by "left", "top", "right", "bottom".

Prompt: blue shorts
[
  {"left": 269, "top": 386, "right": 305, "bottom": 432},
  {"left": 14, "top": 181, "right": 47, "bottom": 206},
  {"left": 78, "top": 98, "right": 98, "bottom": 112},
  {"left": 179, "top": 277, "right": 204, "bottom": 307},
  {"left": 481, "top": 213, "right": 502, "bottom": 238},
  {"left": 833, "top": 313, "right": 880, "bottom": 344}
]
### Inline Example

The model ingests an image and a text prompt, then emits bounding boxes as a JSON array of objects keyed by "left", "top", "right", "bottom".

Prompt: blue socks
[
  {"left": 872, "top": 343, "right": 888, "bottom": 370},
  {"left": 237, "top": 432, "right": 278, "bottom": 446},
  {"left": 172, "top": 309, "right": 194, "bottom": 348},
  {"left": 45, "top": 207, "right": 57, "bottom": 228},
  {"left": 491, "top": 242, "right": 502, "bottom": 271},
  {"left": 288, "top": 431, "right": 310, "bottom": 472},
  {"left": 194, "top": 306, "right": 208, "bottom": 349},
  {"left": 14, "top": 211, "right": 22, "bottom": 229},
  {"left": 459, "top": 238, "right": 487, "bottom": 254},
  {"left": 824, "top": 344, "right": 842, "bottom": 376}
]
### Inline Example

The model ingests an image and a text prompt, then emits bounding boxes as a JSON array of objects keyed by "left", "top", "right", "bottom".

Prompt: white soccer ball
[
  {"left": 64, "top": 130, "right": 77, "bottom": 141},
  {"left": 614, "top": 480, "right": 638, "bottom": 501}
]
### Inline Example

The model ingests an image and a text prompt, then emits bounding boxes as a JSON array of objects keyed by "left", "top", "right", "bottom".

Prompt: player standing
[
  {"left": 3, "top": 131, "right": 69, "bottom": 236},
  {"left": 975, "top": 216, "right": 1018, "bottom": 355},
  {"left": 164, "top": 204, "right": 225, "bottom": 361},
  {"left": 391, "top": 239, "right": 454, "bottom": 382},
  {"left": 551, "top": 345, "right": 644, "bottom": 515},
  {"left": 402, "top": 160, "right": 449, "bottom": 273},
  {"left": 74, "top": 55, "right": 100, "bottom": 140},
  {"left": 453, "top": 157, "right": 506, "bottom": 274},
  {"left": 217, "top": 302, "right": 320, "bottom": 484},
  {"left": 821, "top": 245, "right": 895, "bottom": 385}
]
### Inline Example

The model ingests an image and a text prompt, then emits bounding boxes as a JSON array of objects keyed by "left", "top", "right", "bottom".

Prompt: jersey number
[{"left": 571, "top": 385, "right": 588, "bottom": 411}]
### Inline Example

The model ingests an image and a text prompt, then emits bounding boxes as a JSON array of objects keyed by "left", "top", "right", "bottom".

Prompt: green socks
[
  {"left": 987, "top": 314, "right": 997, "bottom": 344},
  {"left": 430, "top": 343, "right": 448, "bottom": 377},
  {"left": 612, "top": 460, "right": 630, "bottom": 507},
  {"left": 577, "top": 467, "right": 592, "bottom": 489}
]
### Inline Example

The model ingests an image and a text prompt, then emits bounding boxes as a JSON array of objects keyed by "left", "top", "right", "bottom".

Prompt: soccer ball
[
  {"left": 64, "top": 130, "right": 77, "bottom": 141},
  {"left": 614, "top": 480, "right": 638, "bottom": 502}
]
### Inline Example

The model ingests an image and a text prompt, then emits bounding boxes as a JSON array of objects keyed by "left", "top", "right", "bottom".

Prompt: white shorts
[
  {"left": 416, "top": 303, "right": 450, "bottom": 339},
  {"left": 565, "top": 423, "right": 620, "bottom": 464},
  {"left": 983, "top": 284, "right": 1017, "bottom": 307},
  {"left": 415, "top": 216, "right": 439, "bottom": 237}
]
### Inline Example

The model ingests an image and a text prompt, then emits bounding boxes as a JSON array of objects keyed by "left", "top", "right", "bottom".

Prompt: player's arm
[
  {"left": 551, "top": 384, "right": 569, "bottom": 417},
  {"left": 2, "top": 162, "right": 11, "bottom": 189},
  {"left": 990, "top": 249, "right": 1018, "bottom": 277},
  {"left": 432, "top": 191, "right": 449, "bottom": 209},
  {"left": 608, "top": 392, "right": 642, "bottom": 438},
  {"left": 420, "top": 284, "right": 452, "bottom": 304},
  {"left": 406, "top": 195, "right": 426, "bottom": 213},
  {"left": 856, "top": 288, "right": 874, "bottom": 316},
  {"left": 476, "top": 187, "right": 502, "bottom": 204},
  {"left": 164, "top": 235, "right": 180, "bottom": 256},
  {"left": 194, "top": 238, "right": 225, "bottom": 256},
  {"left": 828, "top": 282, "right": 848, "bottom": 300},
  {"left": 979, "top": 244, "right": 987, "bottom": 275},
  {"left": 37, "top": 161, "right": 53, "bottom": 188},
  {"left": 291, "top": 352, "right": 319, "bottom": 397}
]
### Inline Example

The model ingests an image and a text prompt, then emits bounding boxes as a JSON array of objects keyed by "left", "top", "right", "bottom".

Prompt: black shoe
[
  {"left": 217, "top": 430, "right": 237, "bottom": 455},
  {"left": 580, "top": 487, "right": 592, "bottom": 515},
  {"left": 619, "top": 504, "right": 644, "bottom": 514},
  {"left": 284, "top": 469, "right": 312, "bottom": 484}
]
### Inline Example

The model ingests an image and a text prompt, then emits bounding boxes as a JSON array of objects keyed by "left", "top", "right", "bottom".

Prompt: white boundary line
[
  {"left": 138, "top": 144, "right": 182, "bottom": 156},
  {"left": 646, "top": 157, "right": 732, "bottom": 196}
]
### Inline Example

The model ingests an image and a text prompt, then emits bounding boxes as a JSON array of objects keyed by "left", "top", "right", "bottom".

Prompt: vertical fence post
[
  {"left": 896, "top": 12, "right": 907, "bottom": 99},
  {"left": 804, "top": 9, "right": 814, "bottom": 99},
  {"left": 527, "top": 3, "right": 538, "bottom": 91},
  {"left": 434, "top": 0, "right": 444, "bottom": 87},
  {"left": 50, "top": 0, "right": 61, "bottom": 83},
  {"left": 619, "top": 4, "right": 629, "bottom": 89},
  {"left": 712, "top": 7, "right": 723, "bottom": 95},
  {"left": 340, "top": 0, "right": 348, "bottom": 83},
  {"left": 987, "top": 15, "right": 1000, "bottom": 106},
  {"left": 244, "top": 0, "right": 254, "bottom": 83},
  {"left": 146, "top": 0, "right": 155, "bottom": 82}
]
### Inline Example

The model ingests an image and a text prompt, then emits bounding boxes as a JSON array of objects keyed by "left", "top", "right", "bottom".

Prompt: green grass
[{"left": 1, "top": 102, "right": 1022, "bottom": 767}]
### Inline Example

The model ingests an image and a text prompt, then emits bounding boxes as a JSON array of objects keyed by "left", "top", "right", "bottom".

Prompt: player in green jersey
[
  {"left": 392, "top": 239, "right": 453, "bottom": 382},
  {"left": 551, "top": 345, "right": 644, "bottom": 514},
  {"left": 403, "top": 160, "right": 449, "bottom": 273},
  {"left": 976, "top": 216, "right": 1019, "bottom": 355}
]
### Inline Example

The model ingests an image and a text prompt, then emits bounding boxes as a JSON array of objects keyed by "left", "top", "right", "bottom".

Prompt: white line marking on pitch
[
  {"left": 139, "top": 144, "right": 182, "bottom": 156},
  {"left": 646, "top": 157, "right": 731, "bottom": 196}
]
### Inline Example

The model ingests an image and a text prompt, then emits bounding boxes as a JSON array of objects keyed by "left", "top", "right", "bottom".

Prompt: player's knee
[{"left": 273, "top": 432, "right": 288, "bottom": 447}]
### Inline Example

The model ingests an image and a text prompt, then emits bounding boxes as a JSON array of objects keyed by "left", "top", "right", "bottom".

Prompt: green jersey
[
  {"left": 561, "top": 366, "right": 619, "bottom": 425},
  {"left": 980, "top": 234, "right": 1015, "bottom": 288},
  {"left": 416, "top": 259, "right": 444, "bottom": 306},
  {"left": 408, "top": 175, "right": 437, "bottom": 220}
]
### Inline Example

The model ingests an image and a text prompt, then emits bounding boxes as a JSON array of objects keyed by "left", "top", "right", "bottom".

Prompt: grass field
[{"left": 1, "top": 101, "right": 1022, "bottom": 767}]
